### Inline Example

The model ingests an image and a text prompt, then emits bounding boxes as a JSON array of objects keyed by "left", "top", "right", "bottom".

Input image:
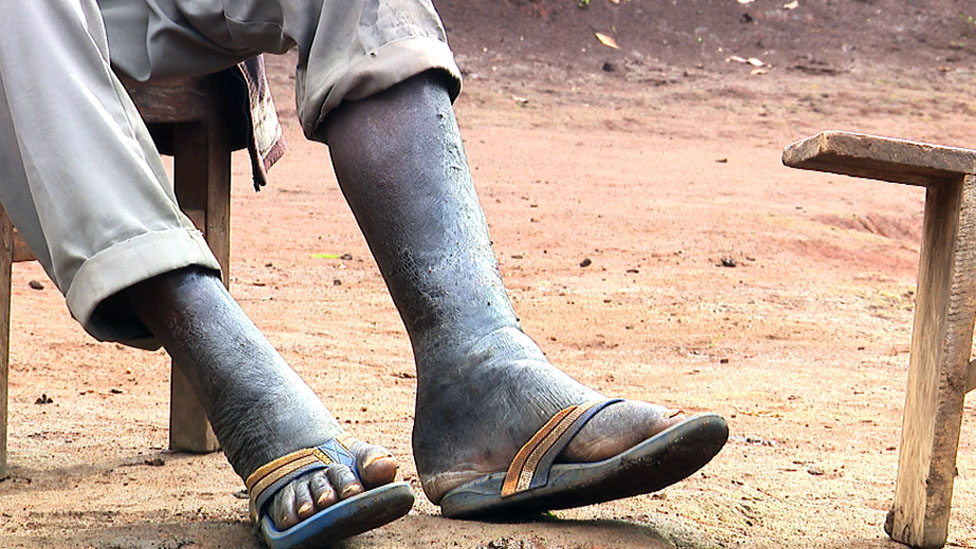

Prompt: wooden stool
[
  {"left": 784, "top": 131, "right": 976, "bottom": 549},
  {"left": 0, "top": 72, "right": 245, "bottom": 478}
]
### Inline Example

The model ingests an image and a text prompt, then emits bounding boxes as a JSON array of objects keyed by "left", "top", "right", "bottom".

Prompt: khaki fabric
[
  {"left": 0, "top": 0, "right": 460, "bottom": 346},
  {"left": 98, "top": 0, "right": 462, "bottom": 139}
]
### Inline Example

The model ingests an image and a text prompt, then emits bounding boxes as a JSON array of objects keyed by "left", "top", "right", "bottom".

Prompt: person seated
[{"left": 0, "top": 1, "right": 728, "bottom": 546}]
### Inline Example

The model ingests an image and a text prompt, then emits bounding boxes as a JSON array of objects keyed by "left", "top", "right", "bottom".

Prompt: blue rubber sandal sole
[
  {"left": 245, "top": 437, "right": 414, "bottom": 548},
  {"left": 259, "top": 481, "right": 414, "bottom": 548}
]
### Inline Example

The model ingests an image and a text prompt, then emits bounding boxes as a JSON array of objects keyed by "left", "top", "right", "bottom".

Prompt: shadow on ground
[
  {"left": 2, "top": 512, "right": 723, "bottom": 548},
  {"left": 348, "top": 513, "right": 719, "bottom": 549}
]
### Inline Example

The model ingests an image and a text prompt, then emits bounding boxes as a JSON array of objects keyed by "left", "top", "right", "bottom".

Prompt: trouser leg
[
  {"left": 0, "top": 0, "right": 219, "bottom": 345},
  {"left": 0, "top": 0, "right": 461, "bottom": 343},
  {"left": 97, "top": 0, "right": 461, "bottom": 139}
]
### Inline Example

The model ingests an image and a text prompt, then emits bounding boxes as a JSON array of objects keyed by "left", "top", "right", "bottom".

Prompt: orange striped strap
[
  {"left": 245, "top": 435, "right": 357, "bottom": 523},
  {"left": 500, "top": 399, "right": 622, "bottom": 498}
]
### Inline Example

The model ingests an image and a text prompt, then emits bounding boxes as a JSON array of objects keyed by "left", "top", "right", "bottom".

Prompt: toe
[
  {"left": 309, "top": 470, "right": 338, "bottom": 509},
  {"left": 293, "top": 478, "right": 316, "bottom": 520},
  {"left": 260, "top": 437, "right": 397, "bottom": 532},
  {"left": 327, "top": 464, "right": 365, "bottom": 500},
  {"left": 272, "top": 481, "right": 301, "bottom": 530},
  {"left": 350, "top": 441, "right": 398, "bottom": 488},
  {"left": 559, "top": 400, "right": 688, "bottom": 463}
]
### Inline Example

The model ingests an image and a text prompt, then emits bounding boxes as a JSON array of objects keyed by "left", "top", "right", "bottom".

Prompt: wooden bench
[
  {"left": 784, "top": 131, "right": 976, "bottom": 549},
  {"left": 0, "top": 72, "right": 247, "bottom": 478}
]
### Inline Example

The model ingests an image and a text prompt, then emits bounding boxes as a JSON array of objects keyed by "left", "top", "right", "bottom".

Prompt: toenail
[
  {"left": 363, "top": 454, "right": 394, "bottom": 468},
  {"left": 297, "top": 502, "right": 313, "bottom": 515},
  {"left": 341, "top": 484, "right": 363, "bottom": 497}
]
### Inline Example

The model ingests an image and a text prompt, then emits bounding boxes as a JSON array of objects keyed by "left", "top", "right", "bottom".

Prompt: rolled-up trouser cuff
[
  {"left": 66, "top": 226, "right": 221, "bottom": 348},
  {"left": 306, "top": 36, "right": 461, "bottom": 140}
]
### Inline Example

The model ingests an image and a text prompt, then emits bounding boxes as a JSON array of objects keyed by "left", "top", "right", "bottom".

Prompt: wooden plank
[
  {"left": 0, "top": 205, "right": 13, "bottom": 478},
  {"left": 203, "top": 81, "right": 233, "bottom": 289},
  {"left": 169, "top": 120, "right": 221, "bottom": 454},
  {"left": 168, "top": 366, "right": 218, "bottom": 453},
  {"left": 783, "top": 131, "right": 976, "bottom": 187},
  {"left": 11, "top": 228, "right": 34, "bottom": 263},
  {"left": 121, "top": 76, "right": 209, "bottom": 124},
  {"left": 167, "top": 74, "right": 232, "bottom": 454},
  {"left": 889, "top": 174, "right": 976, "bottom": 549},
  {"left": 967, "top": 359, "right": 976, "bottom": 394}
]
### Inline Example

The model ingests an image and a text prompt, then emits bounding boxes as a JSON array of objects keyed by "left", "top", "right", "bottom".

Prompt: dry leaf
[
  {"left": 783, "top": 0, "right": 799, "bottom": 9},
  {"left": 727, "top": 56, "right": 764, "bottom": 67},
  {"left": 594, "top": 32, "right": 621, "bottom": 50}
]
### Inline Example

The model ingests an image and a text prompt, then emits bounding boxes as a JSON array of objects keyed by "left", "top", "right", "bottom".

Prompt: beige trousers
[{"left": 0, "top": 0, "right": 460, "bottom": 345}]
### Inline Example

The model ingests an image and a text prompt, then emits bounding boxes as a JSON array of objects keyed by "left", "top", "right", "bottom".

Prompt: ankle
[{"left": 412, "top": 324, "right": 543, "bottom": 378}]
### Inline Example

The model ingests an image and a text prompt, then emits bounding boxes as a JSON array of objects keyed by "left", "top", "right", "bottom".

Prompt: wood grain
[
  {"left": 967, "top": 359, "right": 976, "bottom": 394},
  {"left": 784, "top": 132, "right": 976, "bottom": 548},
  {"left": 783, "top": 131, "right": 976, "bottom": 187},
  {"left": 0, "top": 205, "right": 12, "bottom": 478},
  {"left": 120, "top": 76, "right": 209, "bottom": 124},
  {"left": 889, "top": 174, "right": 976, "bottom": 549},
  {"left": 11, "top": 228, "right": 34, "bottom": 263}
]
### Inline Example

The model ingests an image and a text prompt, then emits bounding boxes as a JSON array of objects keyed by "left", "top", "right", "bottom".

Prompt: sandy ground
[{"left": 3, "top": 2, "right": 976, "bottom": 548}]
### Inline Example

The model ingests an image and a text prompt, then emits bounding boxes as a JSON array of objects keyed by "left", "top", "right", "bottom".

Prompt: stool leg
[
  {"left": 0, "top": 206, "right": 12, "bottom": 477},
  {"left": 167, "top": 114, "right": 230, "bottom": 454},
  {"left": 889, "top": 174, "right": 976, "bottom": 548}
]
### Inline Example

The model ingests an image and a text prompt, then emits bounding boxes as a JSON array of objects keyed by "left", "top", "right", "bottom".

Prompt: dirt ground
[{"left": 2, "top": 1, "right": 976, "bottom": 547}]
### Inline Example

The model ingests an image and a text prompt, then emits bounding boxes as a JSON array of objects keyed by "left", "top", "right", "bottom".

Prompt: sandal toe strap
[
  {"left": 501, "top": 398, "right": 623, "bottom": 498},
  {"left": 245, "top": 436, "right": 356, "bottom": 523}
]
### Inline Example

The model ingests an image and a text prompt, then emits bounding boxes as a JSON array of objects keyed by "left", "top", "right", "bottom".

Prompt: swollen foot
[
  {"left": 109, "top": 268, "right": 406, "bottom": 535},
  {"left": 413, "top": 328, "right": 699, "bottom": 505}
]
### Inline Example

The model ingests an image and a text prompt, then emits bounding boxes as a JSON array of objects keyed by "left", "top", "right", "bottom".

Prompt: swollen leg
[
  {"left": 323, "top": 73, "right": 695, "bottom": 504},
  {"left": 1, "top": 0, "right": 406, "bottom": 537},
  {"left": 110, "top": 267, "right": 399, "bottom": 528}
]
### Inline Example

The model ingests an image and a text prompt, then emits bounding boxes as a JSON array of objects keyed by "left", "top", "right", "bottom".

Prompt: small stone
[
  {"left": 110, "top": 388, "right": 123, "bottom": 394},
  {"left": 143, "top": 457, "right": 165, "bottom": 467},
  {"left": 340, "top": 253, "right": 353, "bottom": 261},
  {"left": 580, "top": 258, "right": 593, "bottom": 268},
  {"left": 333, "top": 279, "right": 342, "bottom": 286},
  {"left": 34, "top": 394, "right": 53, "bottom": 405},
  {"left": 28, "top": 280, "right": 44, "bottom": 290},
  {"left": 720, "top": 257, "right": 737, "bottom": 267}
]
